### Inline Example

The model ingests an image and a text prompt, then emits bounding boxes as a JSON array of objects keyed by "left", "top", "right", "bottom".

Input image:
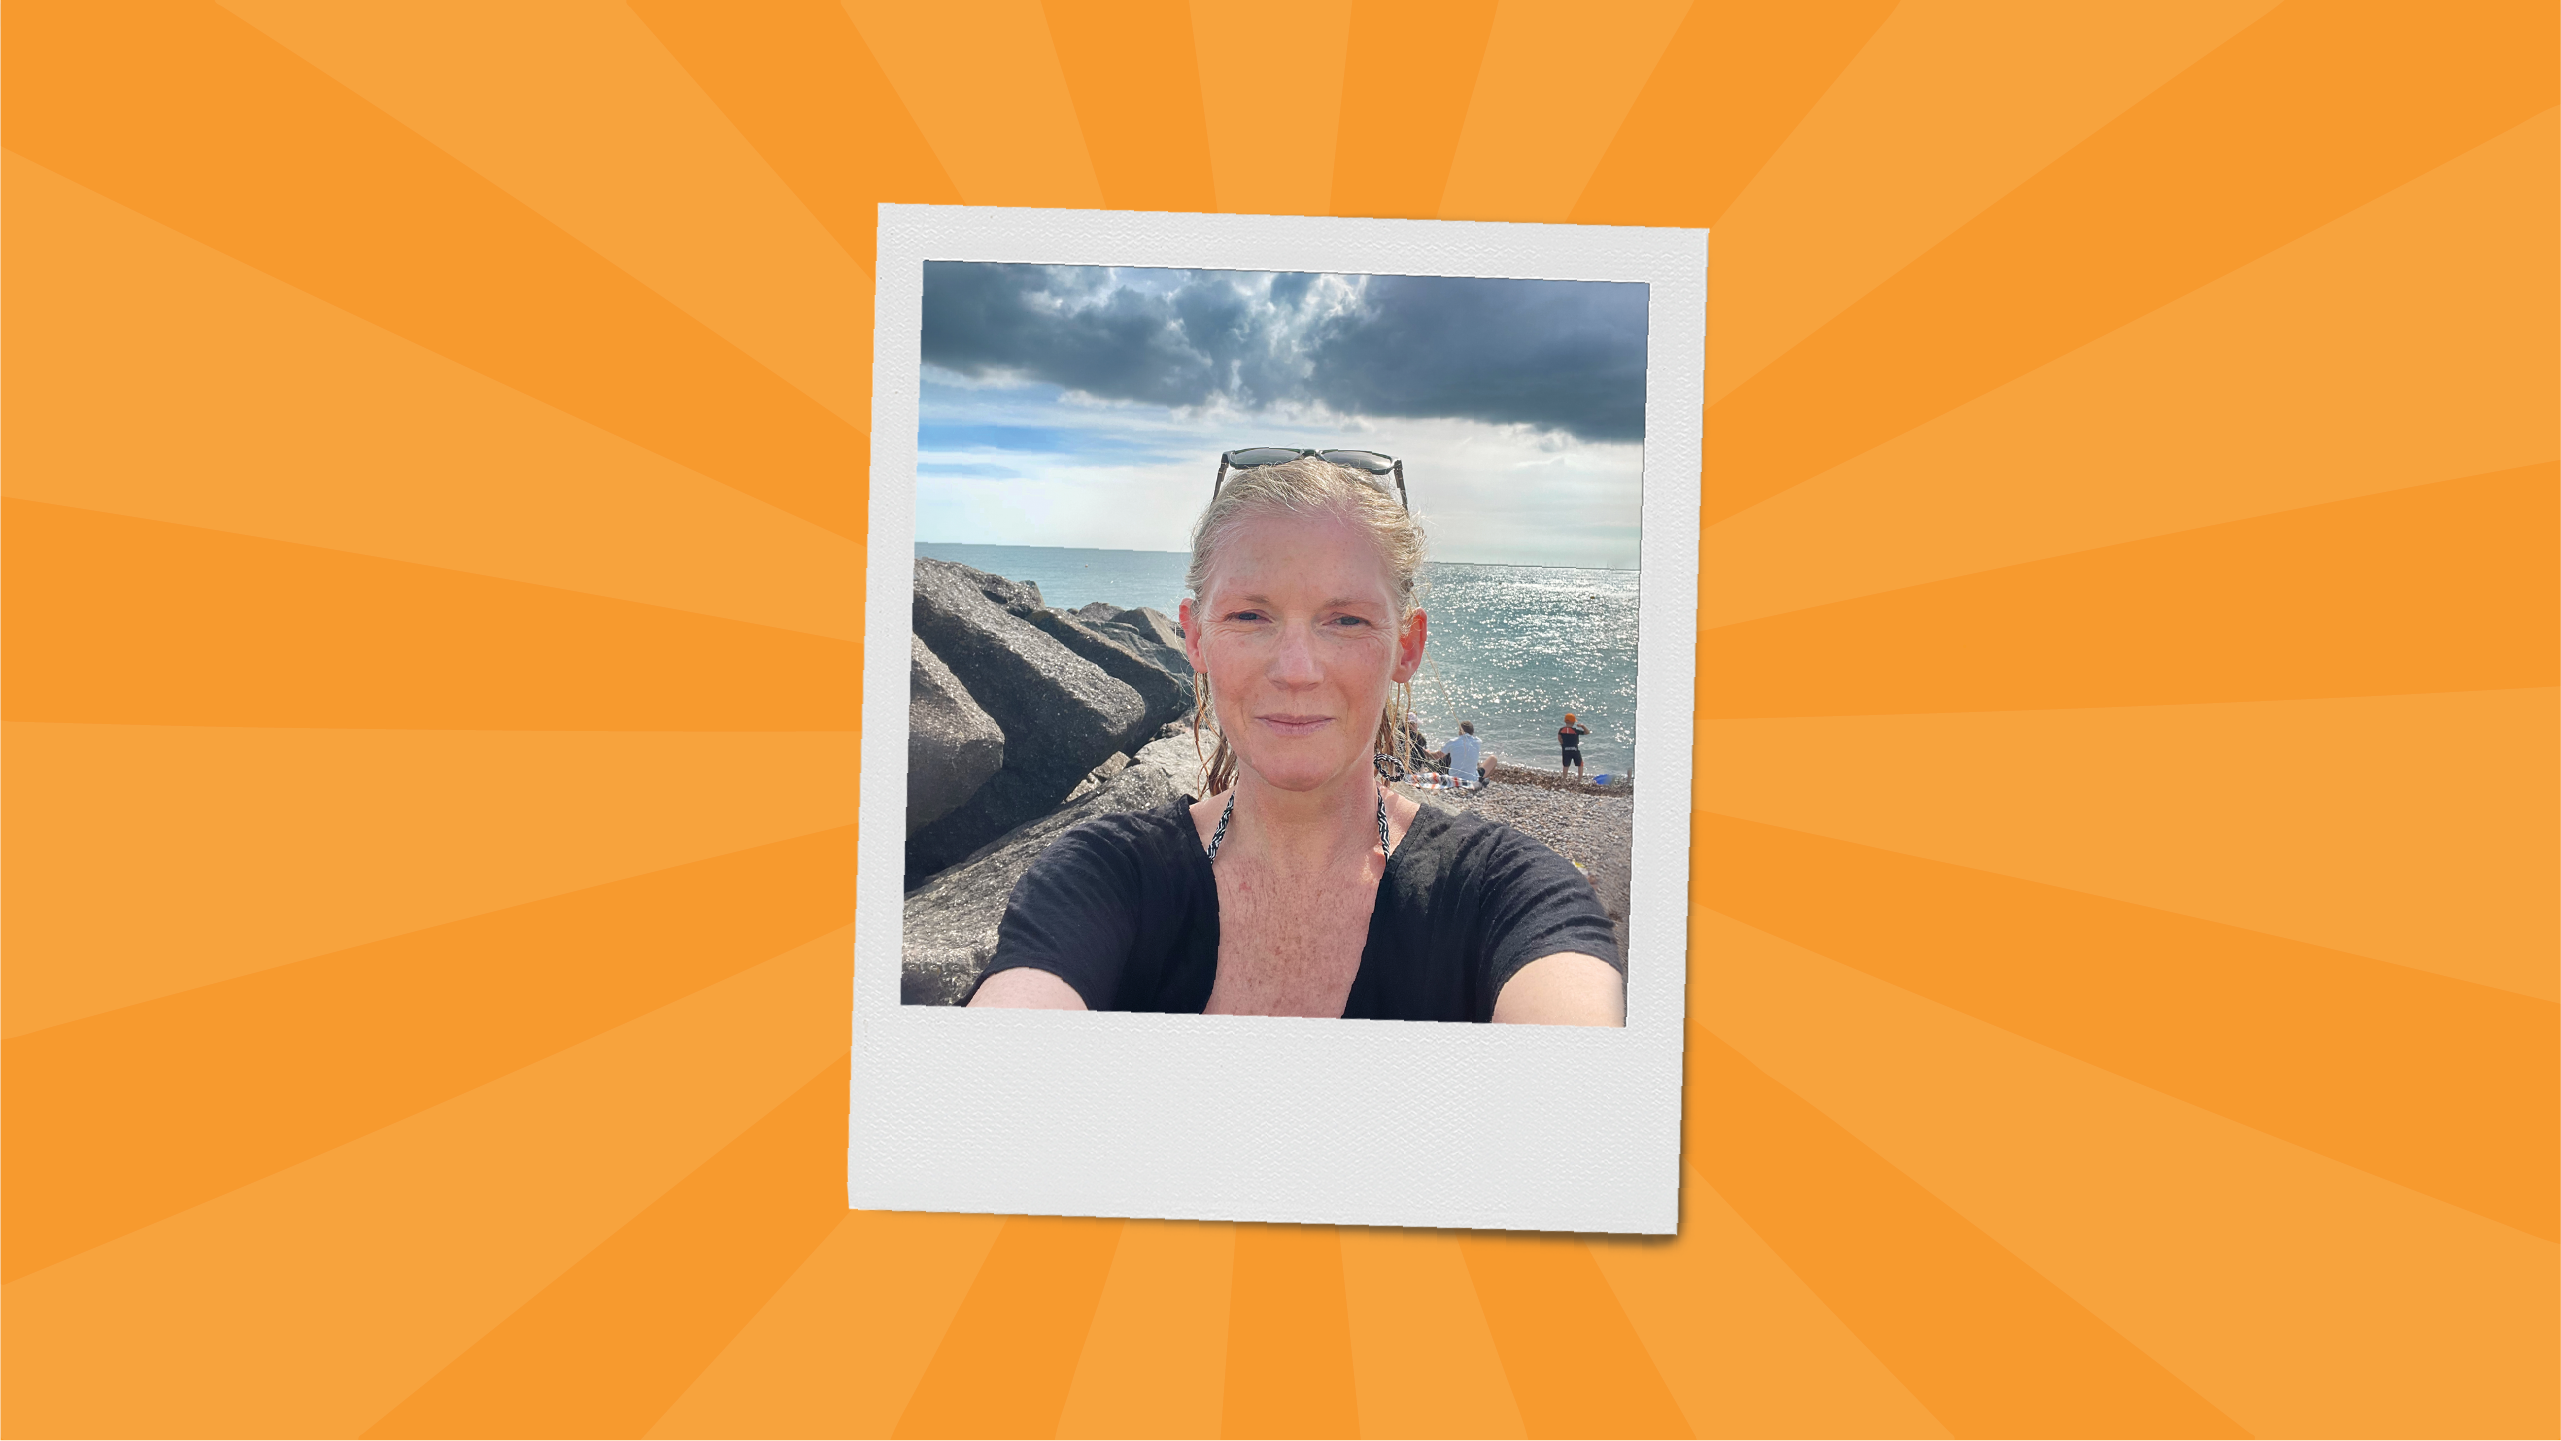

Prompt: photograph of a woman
[
  {"left": 859, "top": 209, "right": 1700, "bottom": 1231},
  {"left": 967, "top": 455, "right": 1625, "bottom": 1024},
  {"left": 897, "top": 259, "right": 1648, "bottom": 1024}
]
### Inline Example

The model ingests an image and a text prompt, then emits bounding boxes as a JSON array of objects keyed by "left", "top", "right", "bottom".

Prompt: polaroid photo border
[{"left": 853, "top": 204, "right": 1704, "bottom": 1234}]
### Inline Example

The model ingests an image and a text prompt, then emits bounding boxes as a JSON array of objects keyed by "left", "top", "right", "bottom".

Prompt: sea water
[{"left": 917, "top": 542, "right": 1642, "bottom": 777}]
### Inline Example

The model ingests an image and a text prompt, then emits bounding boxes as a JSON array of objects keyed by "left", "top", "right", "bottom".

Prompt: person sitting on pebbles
[{"left": 1433, "top": 721, "right": 1483, "bottom": 790}]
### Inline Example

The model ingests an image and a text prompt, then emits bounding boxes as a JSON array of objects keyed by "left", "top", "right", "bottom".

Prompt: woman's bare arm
[
  {"left": 967, "top": 968, "right": 1088, "bottom": 1010},
  {"left": 1491, "top": 952, "right": 1624, "bottom": 1026}
]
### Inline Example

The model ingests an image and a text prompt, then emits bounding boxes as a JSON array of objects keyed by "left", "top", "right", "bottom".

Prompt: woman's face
[{"left": 1179, "top": 508, "right": 1427, "bottom": 794}]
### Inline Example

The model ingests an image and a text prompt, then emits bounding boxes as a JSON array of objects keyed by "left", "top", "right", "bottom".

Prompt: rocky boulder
[
  {"left": 1069, "top": 600, "right": 1121, "bottom": 624},
  {"left": 906, "top": 636, "right": 1003, "bottom": 835},
  {"left": 909, "top": 558, "right": 1146, "bottom": 878},
  {"left": 902, "top": 757, "right": 1186, "bottom": 1005},
  {"left": 1112, "top": 606, "right": 1186, "bottom": 653},
  {"left": 1098, "top": 618, "right": 1190, "bottom": 677},
  {"left": 1027, "top": 609, "right": 1194, "bottom": 742},
  {"left": 1060, "top": 750, "right": 1130, "bottom": 807},
  {"left": 1132, "top": 727, "right": 1210, "bottom": 800},
  {"left": 944, "top": 560, "right": 1045, "bottom": 618}
]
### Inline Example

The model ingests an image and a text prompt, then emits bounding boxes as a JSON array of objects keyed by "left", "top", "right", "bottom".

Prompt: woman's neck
[{"left": 1230, "top": 766, "right": 1379, "bottom": 873}]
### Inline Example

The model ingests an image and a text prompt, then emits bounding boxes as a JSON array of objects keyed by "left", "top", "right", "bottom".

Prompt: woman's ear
[
  {"left": 1391, "top": 607, "right": 1428, "bottom": 683},
  {"left": 1177, "top": 596, "right": 1205, "bottom": 674}
]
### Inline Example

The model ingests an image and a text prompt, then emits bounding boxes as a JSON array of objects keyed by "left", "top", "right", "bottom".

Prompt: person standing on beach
[
  {"left": 1558, "top": 713, "right": 1590, "bottom": 778},
  {"left": 1440, "top": 722, "right": 1483, "bottom": 789}
]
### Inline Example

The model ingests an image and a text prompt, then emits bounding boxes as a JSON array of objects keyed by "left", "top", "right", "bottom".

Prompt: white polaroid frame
[{"left": 852, "top": 204, "right": 1704, "bottom": 1234}]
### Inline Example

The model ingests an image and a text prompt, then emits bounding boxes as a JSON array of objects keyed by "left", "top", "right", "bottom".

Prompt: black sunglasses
[{"left": 1214, "top": 447, "right": 1408, "bottom": 509}]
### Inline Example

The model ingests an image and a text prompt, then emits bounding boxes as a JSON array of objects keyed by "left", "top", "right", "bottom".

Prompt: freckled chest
[{"left": 1204, "top": 849, "right": 1384, "bottom": 1018}]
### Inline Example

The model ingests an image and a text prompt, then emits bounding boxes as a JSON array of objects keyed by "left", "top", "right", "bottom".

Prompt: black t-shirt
[{"left": 969, "top": 798, "right": 1622, "bottom": 1022}]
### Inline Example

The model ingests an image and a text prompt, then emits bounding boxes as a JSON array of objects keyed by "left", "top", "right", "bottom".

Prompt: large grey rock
[
  {"left": 901, "top": 758, "right": 1185, "bottom": 1005},
  {"left": 1070, "top": 600, "right": 1121, "bottom": 624},
  {"left": 910, "top": 559, "right": 1146, "bottom": 877},
  {"left": 1028, "top": 609, "right": 1194, "bottom": 741},
  {"left": 1097, "top": 620, "right": 1191, "bottom": 680},
  {"left": 907, "top": 636, "right": 1003, "bottom": 836},
  {"left": 1060, "top": 750, "right": 1130, "bottom": 807},
  {"left": 1113, "top": 606, "right": 1186, "bottom": 653},
  {"left": 935, "top": 559, "right": 1045, "bottom": 617},
  {"left": 1132, "top": 728, "right": 1210, "bottom": 800}
]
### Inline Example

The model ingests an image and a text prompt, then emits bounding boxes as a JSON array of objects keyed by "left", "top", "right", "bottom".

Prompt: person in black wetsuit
[
  {"left": 1558, "top": 712, "right": 1590, "bottom": 777},
  {"left": 965, "top": 455, "right": 1623, "bottom": 1025}
]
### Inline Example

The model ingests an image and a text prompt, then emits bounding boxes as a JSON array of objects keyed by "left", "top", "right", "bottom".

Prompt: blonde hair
[{"left": 1187, "top": 456, "right": 1428, "bottom": 795}]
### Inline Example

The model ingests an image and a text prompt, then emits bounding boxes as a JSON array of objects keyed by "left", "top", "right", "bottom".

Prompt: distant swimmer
[{"left": 1558, "top": 712, "right": 1590, "bottom": 778}]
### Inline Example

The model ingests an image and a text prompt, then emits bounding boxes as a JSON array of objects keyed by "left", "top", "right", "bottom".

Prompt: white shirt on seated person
[{"left": 1443, "top": 731, "right": 1482, "bottom": 787}]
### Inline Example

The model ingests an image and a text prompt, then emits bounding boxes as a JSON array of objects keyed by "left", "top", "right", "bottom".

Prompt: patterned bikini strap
[
  {"left": 1202, "top": 789, "right": 1395, "bottom": 864},
  {"left": 1204, "top": 791, "right": 1236, "bottom": 862}
]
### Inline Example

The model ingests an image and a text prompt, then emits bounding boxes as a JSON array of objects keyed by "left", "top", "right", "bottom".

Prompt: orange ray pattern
[
  {"left": 3, "top": 501, "right": 861, "bottom": 729},
  {"left": 1570, "top": 0, "right": 1901, "bottom": 229},
  {"left": 1701, "top": 464, "right": 2558, "bottom": 717},
  {"left": 3, "top": 0, "right": 2552, "bottom": 1435},
  {"left": 1329, "top": 0, "right": 1500, "bottom": 219},
  {"left": 896, "top": 1217, "right": 1128, "bottom": 1437},
  {"left": 1704, "top": 0, "right": 2558, "bottom": 525},
  {"left": 5, "top": 827, "right": 858, "bottom": 1280},
  {"left": 368, "top": 1057, "right": 854, "bottom": 1438},
  {"left": 1693, "top": 1034, "right": 2249, "bottom": 1437},
  {"left": 1044, "top": 0, "right": 1219, "bottom": 214},
  {"left": 4, "top": 0, "right": 863, "bottom": 538},
  {"left": 626, "top": 0, "right": 961, "bottom": 261},
  {"left": 1695, "top": 813, "right": 2559, "bottom": 1237},
  {"left": 1455, "top": 1234, "right": 1690, "bottom": 1437},
  {"left": 1224, "top": 1225, "right": 1362, "bottom": 1438}
]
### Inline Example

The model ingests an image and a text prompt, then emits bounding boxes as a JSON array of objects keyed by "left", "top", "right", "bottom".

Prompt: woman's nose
[{"left": 1268, "top": 623, "right": 1323, "bottom": 686}]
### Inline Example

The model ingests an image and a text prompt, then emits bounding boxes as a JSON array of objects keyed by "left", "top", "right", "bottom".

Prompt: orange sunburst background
[{"left": 2, "top": 0, "right": 2553, "bottom": 1435}]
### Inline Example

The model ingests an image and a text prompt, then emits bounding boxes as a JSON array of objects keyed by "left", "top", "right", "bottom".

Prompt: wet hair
[
  {"left": 1187, "top": 456, "right": 1429, "bottom": 795},
  {"left": 1459, "top": 721, "right": 1475, "bottom": 734}
]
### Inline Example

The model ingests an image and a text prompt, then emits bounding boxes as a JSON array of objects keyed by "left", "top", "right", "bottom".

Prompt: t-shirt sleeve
[
  {"left": 1475, "top": 826, "right": 1624, "bottom": 1003},
  {"left": 967, "top": 819, "right": 1145, "bottom": 1008}
]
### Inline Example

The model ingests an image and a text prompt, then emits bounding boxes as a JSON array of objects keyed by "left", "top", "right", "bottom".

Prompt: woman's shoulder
[
  {"left": 1050, "top": 795, "right": 1203, "bottom": 856},
  {"left": 1395, "top": 802, "right": 1560, "bottom": 876},
  {"left": 1008, "top": 796, "right": 1207, "bottom": 904},
  {"left": 1385, "top": 802, "right": 1612, "bottom": 967},
  {"left": 1024, "top": 788, "right": 1213, "bottom": 880}
]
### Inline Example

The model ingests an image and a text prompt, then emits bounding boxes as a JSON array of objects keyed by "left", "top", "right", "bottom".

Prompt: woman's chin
[{"left": 1235, "top": 747, "right": 1365, "bottom": 793}]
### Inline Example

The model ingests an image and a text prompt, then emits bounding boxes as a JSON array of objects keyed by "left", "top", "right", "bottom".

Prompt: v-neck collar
[{"left": 1189, "top": 797, "right": 1448, "bottom": 1019}]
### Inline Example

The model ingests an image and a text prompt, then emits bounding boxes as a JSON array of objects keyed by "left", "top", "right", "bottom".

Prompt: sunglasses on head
[{"left": 1215, "top": 447, "right": 1408, "bottom": 509}]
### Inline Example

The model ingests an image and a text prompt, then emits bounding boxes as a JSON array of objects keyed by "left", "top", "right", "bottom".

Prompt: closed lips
[{"left": 1257, "top": 714, "right": 1333, "bottom": 735}]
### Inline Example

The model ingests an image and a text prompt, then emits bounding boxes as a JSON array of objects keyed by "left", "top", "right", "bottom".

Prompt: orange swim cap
[{"left": 1563, "top": 712, "right": 1577, "bottom": 723}]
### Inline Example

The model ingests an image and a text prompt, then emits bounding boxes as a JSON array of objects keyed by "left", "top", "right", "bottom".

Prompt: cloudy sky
[{"left": 913, "top": 264, "right": 1648, "bottom": 569}]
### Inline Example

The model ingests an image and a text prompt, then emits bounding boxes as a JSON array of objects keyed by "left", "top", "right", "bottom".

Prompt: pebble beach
[{"left": 1395, "top": 760, "right": 1636, "bottom": 967}]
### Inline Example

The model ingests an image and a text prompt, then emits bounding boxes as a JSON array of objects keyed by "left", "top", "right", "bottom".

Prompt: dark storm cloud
[
  {"left": 1302, "top": 275, "right": 1649, "bottom": 442},
  {"left": 919, "top": 263, "right": 1648, "bottom": 443}
]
